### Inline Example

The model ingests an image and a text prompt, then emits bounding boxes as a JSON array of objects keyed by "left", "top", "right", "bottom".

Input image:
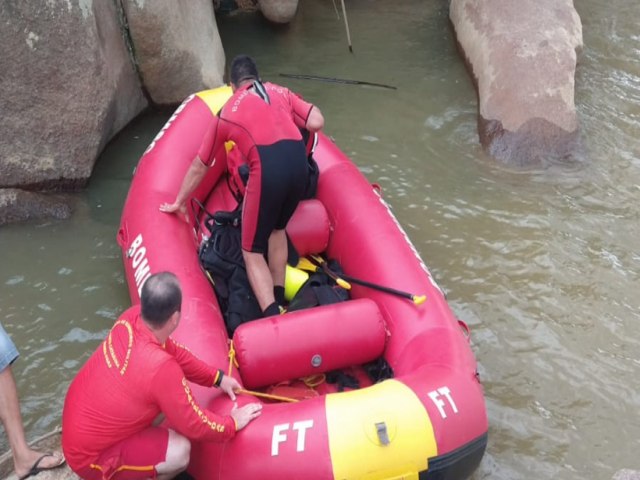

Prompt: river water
[{"left": 1, "top": 1, "right": 638, "bottom": 479}]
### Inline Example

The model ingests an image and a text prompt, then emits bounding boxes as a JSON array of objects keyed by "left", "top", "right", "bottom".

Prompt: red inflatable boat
[{"left": 118, "top": 86, "right": 488, "bottom": 480}]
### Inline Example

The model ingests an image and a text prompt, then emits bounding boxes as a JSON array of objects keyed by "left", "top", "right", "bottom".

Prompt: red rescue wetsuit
[
  {"left": 199, "top": 81, "right": 314, "bottom": 253},
  {"left": 62, "top": 306, "right": 235, "bottom": 479}
]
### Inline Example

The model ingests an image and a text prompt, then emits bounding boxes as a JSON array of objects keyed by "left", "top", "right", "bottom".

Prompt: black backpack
[
  {"left": 198, "top": 208, "right": 262, "bottom": 337},
  {"left": 287, "top": 259, "right": 350, "bottom": 312}
]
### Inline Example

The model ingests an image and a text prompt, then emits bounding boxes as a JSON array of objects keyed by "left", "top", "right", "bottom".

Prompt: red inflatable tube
[{"left": 233, "top": 298, "right": 387, "bottom": 389}]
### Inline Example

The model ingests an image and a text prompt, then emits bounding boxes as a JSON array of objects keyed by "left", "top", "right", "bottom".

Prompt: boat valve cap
[
  {"left": 311, "top": 354, "right": 322, "bottom": 367},
  {"left": 376, "top": 421, "right": 390, "bottom": 446}
]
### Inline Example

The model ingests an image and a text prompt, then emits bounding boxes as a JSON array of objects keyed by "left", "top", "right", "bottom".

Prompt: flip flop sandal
[{"left": 18, "top": 453, "right": 66, "bottom": 480}]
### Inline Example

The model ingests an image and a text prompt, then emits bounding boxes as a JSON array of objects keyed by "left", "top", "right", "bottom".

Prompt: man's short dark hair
[
  {"left": 230, "top": 55, "right": 259, "bottom": 86},
  {"left": 140, "top": 272, "right": 182, "bottom": 327}
]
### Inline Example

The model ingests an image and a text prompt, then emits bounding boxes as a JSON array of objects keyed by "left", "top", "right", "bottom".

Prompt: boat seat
[
  {"left": 286, "top": 199, "right": 330, "bottom": 257},
  {"left": 233, "top": 298, "right": 387, "bottom": 389}
]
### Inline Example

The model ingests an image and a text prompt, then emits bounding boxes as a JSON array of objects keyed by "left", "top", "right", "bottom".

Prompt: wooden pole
[
  {"left": 332, "top": 0, "right": 340, "bottom": 19},
  {"left": 340, "top": 0, "right": 353, "bottom": 53}
]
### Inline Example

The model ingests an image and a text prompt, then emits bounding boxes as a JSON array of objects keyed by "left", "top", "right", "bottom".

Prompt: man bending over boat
[
  {"left": 62, "top": 272, "right": 262, "bottom": 480},
  {"left": 160, "top": 54, "right": 324, "bottom": 317}
]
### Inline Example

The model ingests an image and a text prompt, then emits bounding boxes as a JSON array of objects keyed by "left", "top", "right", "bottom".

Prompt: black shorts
[{"left": 241, "top": 140, "right": 309, "bottom": 253}]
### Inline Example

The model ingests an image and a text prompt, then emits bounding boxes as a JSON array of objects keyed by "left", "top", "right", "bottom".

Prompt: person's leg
[
  {"left": 241, "top": 161, "right": 280, "bottom": 313},
  {"left": 155, "top": 429, "right": 191, "bottom": 480},
  {"left": 77, "top": 427, "right": 181, "bottom": 480},
  {"left": 0, "top": 366, "right": 45, "bottom": 477},
  {"left": 267, "top": 229, "right": 288, "bottom": 291},
  {"left": 243, "top": 142, "right": 306, "bottom": 314},
  {"left": 243, "top": 249, "right": 276, "bottom": 311},
  {"left": 0, "top": 325, "right": 64, "bottom": 478},
  {"left": 268, "top": 141, "right": 308, "bottom": 304}
]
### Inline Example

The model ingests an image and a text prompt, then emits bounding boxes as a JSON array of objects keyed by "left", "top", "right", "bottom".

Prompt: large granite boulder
[
  {"left": 0, "top": 0, "right": 147, "bottom": 191},
  {"left": 450, "top": 0, "right": 583, "bottom": 167},
  {"left": 122, "top": 0, "right": 226, "bottom": 105},
  {"left": 258, "top": 0, "right": 299, "bottom": 24}
]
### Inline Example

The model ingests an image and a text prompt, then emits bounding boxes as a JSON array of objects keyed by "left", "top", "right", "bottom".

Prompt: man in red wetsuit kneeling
[
  {"left": 62, "top": 272, "right": 262, "bottom": 480},
  {"left": 161, "top": 54, "right": 325, "bottom": 317}
]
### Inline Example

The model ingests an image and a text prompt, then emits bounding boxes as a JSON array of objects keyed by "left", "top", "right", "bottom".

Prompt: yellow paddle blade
[
  {"left": 412, "top": 295, "right": 427, "bottom": 305},
  {"left": 296, "top": 257, "right": 319, "bottom": 272},
  {"left": 336, "top": 278, "right": 352, "bottom": 290}
]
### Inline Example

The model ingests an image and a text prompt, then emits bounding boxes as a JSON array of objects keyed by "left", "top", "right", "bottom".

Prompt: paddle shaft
[
  {"left": 308, "top": 256, "right": 425, "bottom": 304},
  {"left": 296, "top": 257, "right": 351, "bottom": 289},
  {"left": 338, "top": 272, "right": 421, "bottom": 302},
  {"left": 316, "top": 262, "right": 351, "bottom": 290},
  {"left": 279, "top": 73, "right": 397, "bottom": 90}
]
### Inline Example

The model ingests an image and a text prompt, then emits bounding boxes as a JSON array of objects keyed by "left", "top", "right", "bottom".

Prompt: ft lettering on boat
[
  {"left": 428, "top": 387, "right": 459, "bottom": 419},
  {"left": 271, "top": 420, "right": 314, "bottom": 456}
]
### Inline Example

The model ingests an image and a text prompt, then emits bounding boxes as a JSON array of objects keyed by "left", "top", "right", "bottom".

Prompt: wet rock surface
[
  {"left": 0, "top": 1, "right": 147, "bottom": 191},
  {"left": 0, "top": 189, "right": 72, "bottom": 226},
  {"left": 257, "top": 0, "right": 299, "bottom": 23},
  {"left": 450, "top": 0, "right": 583, "bottom": 167},
  {"left": 122, "top": 0, "right": 226, "bottom": 105}
]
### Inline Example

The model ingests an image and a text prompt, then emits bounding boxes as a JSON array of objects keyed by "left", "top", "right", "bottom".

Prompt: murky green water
[{"left": 2, "top": 1, "right": 639, "bottom": 478}]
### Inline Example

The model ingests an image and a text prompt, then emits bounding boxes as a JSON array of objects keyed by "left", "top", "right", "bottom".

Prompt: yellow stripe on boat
[
  {"left": 196, "top": 86, "right": 233, "bottom": 114},
  {"left": 326, "top": 380, "right": 437, "bottom": 480},
  {"left": 196, "top": 87, "right": 236, "bottom": 154}
]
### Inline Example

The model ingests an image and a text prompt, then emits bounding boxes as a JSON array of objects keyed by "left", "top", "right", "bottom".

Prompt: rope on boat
[
  {"left": 237, "top": 388, "right": 299, "bottom": 403},
  {"left": 227, "top": 340, "right": 239, "bottom": 377},
  {"left": 302, "top": 374, "right": 326, "bottom": 388}
]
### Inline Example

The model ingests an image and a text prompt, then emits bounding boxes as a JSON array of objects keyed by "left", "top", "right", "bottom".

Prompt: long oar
[
  {"left": 279, "top": 73, "right": 397, "bottom": 91},
  {"left": 306, "top": 256, "right": 426, "bottom": 305}
]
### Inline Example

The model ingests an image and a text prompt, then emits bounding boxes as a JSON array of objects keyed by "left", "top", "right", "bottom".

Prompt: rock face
[
  {"left": 450, "top": 0, "right": 583, "bottom": 167},
  {"left": 0, "top": 0, "right": 147, "bottom": 191},
  {"left": 0, "top": 189, "right": 72, "bottom": 225},
  {"left": 122, "top": 0, "right": 226, "bottom": 105},
  {"left": 0, "top": 1, "right": 227, "bottom": 224},
  {"left": 258, "top": 0, "right": 299, "bottom": 24}
]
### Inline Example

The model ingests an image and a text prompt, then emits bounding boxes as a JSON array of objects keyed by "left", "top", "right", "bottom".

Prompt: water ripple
[{"left": 60, "top": 327, "right": 109, "bottom": 343}]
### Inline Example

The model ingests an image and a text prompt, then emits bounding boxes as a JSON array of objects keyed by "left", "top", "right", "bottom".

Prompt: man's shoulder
[
  {"left": 119, "top": 304, "right": 141, "bottom": 321},
  {"left": 264, "top": 81, "right": 290, "bottom": 94}
]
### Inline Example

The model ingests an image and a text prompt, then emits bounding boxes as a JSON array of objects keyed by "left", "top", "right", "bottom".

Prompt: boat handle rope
[
  {"left": 458, "top": 319, "right": 471, "bottom": 342},
  {"left": 302, "top": 374, "right": 326, "bottom": 388},
  {"left": 227, "top": 340, "right": 239, "bottom": 376}
]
